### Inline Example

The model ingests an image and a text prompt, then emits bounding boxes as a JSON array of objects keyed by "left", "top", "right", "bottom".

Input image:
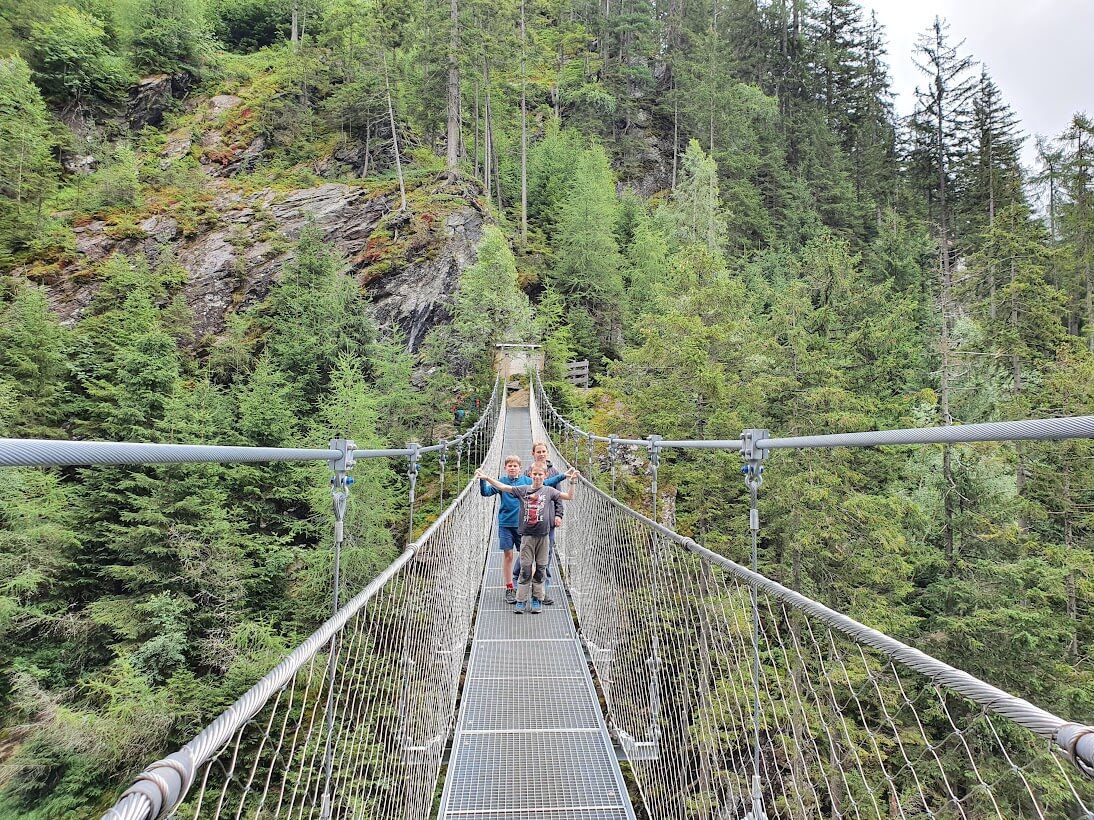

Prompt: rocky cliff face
[
  {"left": 52, "top": 179, "right": 483, "bottom": 350},
  {"left": 36, "top": 79, "right": 484, "bottom": 353}
]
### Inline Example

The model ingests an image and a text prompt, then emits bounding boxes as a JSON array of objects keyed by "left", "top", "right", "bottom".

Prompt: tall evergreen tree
[
  {"left": 0, "top": 285, "right": 69, "bottom": 437},
  {"left": 1058, "top": 114, "right": 1094, "bottom": 352},
  {"left": 910, "top": 16, "right": 977, "bottom": 566},
  {"left": 0, "top": 57, "right": 57, "bottom": 260},
  {"left": 549, "top": 143, "right": 625, "bottom": 362}
]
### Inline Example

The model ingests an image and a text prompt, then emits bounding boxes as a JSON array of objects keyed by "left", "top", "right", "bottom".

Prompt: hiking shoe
[
  {"left": 542, "top": 596, "right": 555, "bottom": 606},
  {"left": 504, "top": 587, "right": 517, "bottom": 604},
  {"left": 530, "top": 598, "right": 542, "bottom": 614},
  {"left": 513, "top": 601, "right": 526, "bottom": 614}
]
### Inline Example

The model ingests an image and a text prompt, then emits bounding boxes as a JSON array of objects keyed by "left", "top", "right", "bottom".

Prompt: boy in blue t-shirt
[{"left": 480, "top": 455, "right": 567, "bottom": 604}]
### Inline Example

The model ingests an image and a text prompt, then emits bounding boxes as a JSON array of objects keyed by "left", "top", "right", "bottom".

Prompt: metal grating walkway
[{"left": 438, "top": 405, "right": 637, "bottom": 820}]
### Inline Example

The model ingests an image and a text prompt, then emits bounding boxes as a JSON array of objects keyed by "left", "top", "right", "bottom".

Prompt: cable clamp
[
  {"left": 740, "top": 428, "right": 769, "bottom": 489},
  {"left": 646, "top": 435, "right": 662, "bottom": 469},
  {"left": 406, "top": 443, "right": 421, "bottom": 479}
]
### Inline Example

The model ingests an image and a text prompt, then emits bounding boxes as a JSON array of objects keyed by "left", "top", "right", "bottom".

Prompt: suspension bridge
[{"left": 2, "top": 359, "right": 1094, "bottom": 819}]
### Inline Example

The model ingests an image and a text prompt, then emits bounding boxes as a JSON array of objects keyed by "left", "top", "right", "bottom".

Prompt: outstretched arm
[
  {"left": 557, "top": 469, "right": 580, "bottom": 501},
  {"left": 475, "top": 469, "right": 515, "bottom": 493}
]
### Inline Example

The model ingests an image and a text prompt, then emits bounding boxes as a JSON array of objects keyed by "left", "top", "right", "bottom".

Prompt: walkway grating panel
[
  {"left": 443, "top": 732, "right": 629, "bottom": 813},
  {"left": 438, "top": 405, "right": 637, "bottom": 820},
  {"left": 444, "top": 811, "right": 632, "bottom": 819},
  {"left": 460, "top": 678, "right": 602, "bottom": 731},
  {"left": 468, "top": 619, "right": 586, "bottom": 678}
]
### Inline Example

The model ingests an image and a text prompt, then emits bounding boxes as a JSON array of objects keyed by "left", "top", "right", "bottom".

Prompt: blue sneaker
[
  {"left": 530, "top": 598, "right": 542, "bottom": 614},
  {"left": 513, "top": 601, "right": 526, "bottom": 614}
]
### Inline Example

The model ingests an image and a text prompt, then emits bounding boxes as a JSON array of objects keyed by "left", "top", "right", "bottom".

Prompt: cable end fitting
[
  {"left": 740, "top": 428, "right": 769, "bottom": 488},
  {"left": 646, "top": 435, "right": 662, "bottom": 469}
]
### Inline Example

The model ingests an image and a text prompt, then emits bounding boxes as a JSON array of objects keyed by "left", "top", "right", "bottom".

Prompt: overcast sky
[{"left": 862, "top": 0, "right": 1094, "bottom": 171}]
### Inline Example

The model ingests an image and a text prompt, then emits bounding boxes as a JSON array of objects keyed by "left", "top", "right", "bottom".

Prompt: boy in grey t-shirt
[{"left": 477, "top": 465, "right": 578, "bottom": 613}]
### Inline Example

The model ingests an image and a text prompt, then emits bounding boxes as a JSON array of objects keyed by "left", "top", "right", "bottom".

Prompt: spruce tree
[
  {"left": 0, "top": 285, "right": 70, "bottom": 438},
  {"left": 259, "top": 225, "right": 375, "bottom": 414},
  {"left": 910, "top": 16, "right": 977, "bottom": 567},
  {"left": 549, "top": 143, "right": 624, "bottom": 362},
  {"left": 0, "top": 57, "right": 57, "bottom": 260},
  {"left": 1058, "top": 114, "right": 1094, "bottom": 352}
]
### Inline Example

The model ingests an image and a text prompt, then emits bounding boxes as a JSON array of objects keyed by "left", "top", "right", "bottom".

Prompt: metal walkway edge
[{"left": 438, "top": 405, "right": 638, "bottom": 820}]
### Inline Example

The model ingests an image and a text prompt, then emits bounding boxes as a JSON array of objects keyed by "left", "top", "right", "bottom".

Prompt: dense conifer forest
[{"left": 0, "top": 0, "right": 1090, "bottom": 815}]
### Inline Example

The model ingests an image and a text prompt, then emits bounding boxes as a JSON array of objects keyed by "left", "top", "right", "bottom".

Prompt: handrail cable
[{"left": 534, "top": 370, "right": 1094, "bottom": 451}]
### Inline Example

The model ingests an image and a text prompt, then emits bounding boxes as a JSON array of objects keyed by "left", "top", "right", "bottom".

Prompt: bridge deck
[{"left": 438, "top": 405, "right": 636, "bottom": 820}]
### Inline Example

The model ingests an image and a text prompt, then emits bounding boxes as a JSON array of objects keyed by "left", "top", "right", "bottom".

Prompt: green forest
[{"left": 0, "top": 0, "right": 1090, "bottom": 815}]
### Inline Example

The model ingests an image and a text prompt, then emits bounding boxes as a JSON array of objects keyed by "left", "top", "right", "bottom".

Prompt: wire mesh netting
[
  {"left": 105, "top": 388, "right": 505, "bottom": 820},
  {"left": 531, "top": 376, "right": 1094, "bottom": 820}
]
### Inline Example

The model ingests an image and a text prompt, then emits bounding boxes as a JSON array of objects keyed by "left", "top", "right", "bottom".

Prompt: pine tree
[
  {"left": 28, "top": 4, "right": 131, "bottom": 104},
  {"left": 910, "top": 16, "right": 977, "bottom": 567},
  {"left": 527, "top": 120, "right": 583, "bottom": 238},
  {"left": 956, "top": 70, "right": 1025, "bottom": 251},
  {"left": 0, "top": 56, "right": 57, "bottom": 259},
  {"left": 1058, "top": 114, "right": 1094, "bottom": 352},
  {"left": 296, "top": 354, "right": 401, "bottom": 620},
  {"left": 125, "top": 0, "right": 204, "bottom": 73},
  {"left": 450, "top": 225, "right": 531, "bottom": 370},
  {"left": 0, "top": 285, "right": 69, "bottom": 437},
  {"left": 661, "top": 139, "right": 727, "bottom": 257},
  {"left": 549, "top": 143, "right": 625, "bottom": 361},
  {"left": 258, "top": 224, "right": 375, "bottom": 414}
]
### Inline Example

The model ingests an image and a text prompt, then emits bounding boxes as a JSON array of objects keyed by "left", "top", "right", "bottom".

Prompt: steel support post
[
  {"left": 438, "top": 440, "right": 448, "bottom": 510},
  {"left": 741, "top": 428, "right": 768, "bottom": 820},
  {"left": 406, "top": 443, "right": 421, "bottom": 544},
  {"left": 321, "top": 437, "right": 356, "bottom": 819},
  {"left": 609, "top": 435, "right": 619, "bottom": 495}
]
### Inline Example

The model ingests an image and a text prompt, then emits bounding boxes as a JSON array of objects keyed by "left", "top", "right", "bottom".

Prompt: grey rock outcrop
[
  {"left": 128, "top": 73, "right": 192, "bottom": 129},
  {"left": 369, "top": 206, "right": 484, "bottom": 349},
  {"left": 56, "top": 182, "right": 484, "bottom": 350}
]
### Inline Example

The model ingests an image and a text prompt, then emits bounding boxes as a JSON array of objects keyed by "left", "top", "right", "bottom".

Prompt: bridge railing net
[
  {"left": 529, "top": 382, "right": 1094, "bottom": 820},
  {"left": 106, "top": 390, "right": 505, "bottom": 820}
]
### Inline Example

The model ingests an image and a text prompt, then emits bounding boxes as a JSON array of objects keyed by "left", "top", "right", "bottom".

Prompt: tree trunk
[
  {"left": 1064, "top": 455, "right": 1078, "bottom": 660},
  {"left": 362, "top": 120, "right": 370, "bottom": 176},
  {"left": 384, "top": 51, "right": 407, "bottom": 212},
  {"left": 445, "top": 0, "right": 461, "bottom": 177},
  {"left": 671, "top": 83, "right": 679, "bottom": 190},
  {"left": 473, "top": 80, "right": 480, "bottom": 180},
  {"left": 520, "top": 0, "right": 528, "bottom": 240},
  {"left": 483, "top": 60, "right": 491, "bottom": 205},
  {"left": 937, "top": 96, "right": 956, "bottom": 570},
  {"left": 1086, "top": 255, "right": 1093, "bottom": 352},
  {"left": 291, "top": 1, "right": 299, "bottom": 49},
  {"left": 1010, "top": 257, "right": 1026, "bottom": 528}
]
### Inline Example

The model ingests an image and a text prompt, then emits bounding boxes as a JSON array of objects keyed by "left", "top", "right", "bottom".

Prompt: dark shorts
[{"left": 498, "top": 525, "right": 521, "bottom": 551}]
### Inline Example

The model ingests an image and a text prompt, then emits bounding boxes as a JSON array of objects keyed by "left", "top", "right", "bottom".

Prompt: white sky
[{"left": 862, "top": 0, "right": 1094, "bottom": 170}]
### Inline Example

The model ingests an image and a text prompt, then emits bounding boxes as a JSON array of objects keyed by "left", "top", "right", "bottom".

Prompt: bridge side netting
[
  {"left": 530, "top": 377, "right": 1094, "bottom": 820},
  {"left": 105, "top": 389, "right": 506, "bottom": 820}
]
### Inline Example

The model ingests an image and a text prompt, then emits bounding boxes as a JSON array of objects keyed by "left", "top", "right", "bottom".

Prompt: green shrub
[{"left": 28, "top": 5, "right": 131, "bottom": 104}]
